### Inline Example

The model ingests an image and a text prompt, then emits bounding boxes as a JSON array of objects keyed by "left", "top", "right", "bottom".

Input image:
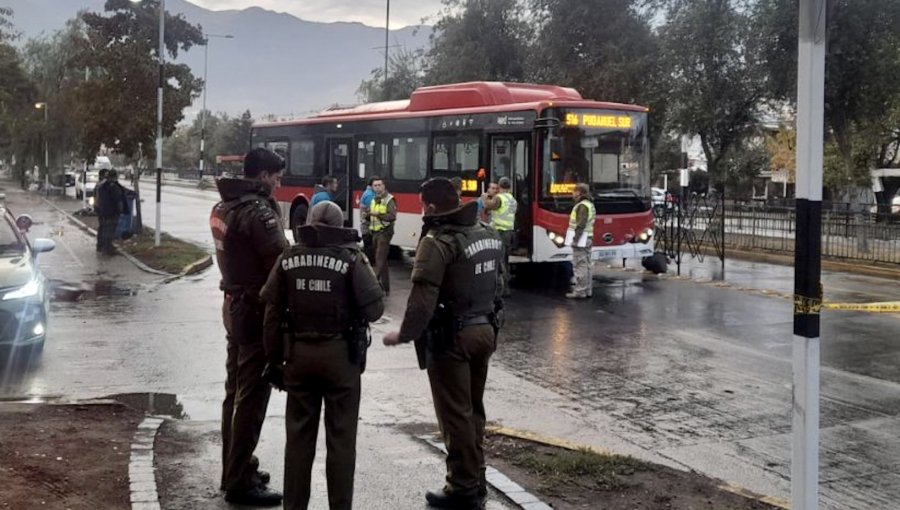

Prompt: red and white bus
[{"left": 251, "top": 82, "right": 658, "bottom": 267}]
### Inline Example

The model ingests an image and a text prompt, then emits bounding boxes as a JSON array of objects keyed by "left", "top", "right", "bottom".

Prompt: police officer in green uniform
[
  {"left": 210, "top": 147, "right": 288, "bottom": 506},
  {"left": 384, "top": 177, "right": 504, "bottom": 510},
  {"left": 260, "top": 201, "right": 384, "bottom": 510},
  {"left": 481, "top": 177, "right": 517, "bottom": 297}
]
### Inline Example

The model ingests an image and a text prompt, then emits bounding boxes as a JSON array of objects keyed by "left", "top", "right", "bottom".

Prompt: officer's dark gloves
[{"left": 262, "top": 363, "right": 285, "bottom": 391}]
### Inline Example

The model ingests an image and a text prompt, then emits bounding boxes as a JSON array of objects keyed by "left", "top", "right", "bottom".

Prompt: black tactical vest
[
  {"left": 436, "top": 223, "right": 503, "bottom": 319},
  {"left": 281, "top": 244, "right": 358, "bottom": 335},
  {"left": 211, "top": 195, "right": 269, "bottom": 291}
]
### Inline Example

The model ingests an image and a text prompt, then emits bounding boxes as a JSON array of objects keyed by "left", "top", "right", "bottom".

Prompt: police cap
[{"left": 420, "top": 177, "right": 459, "bottom": 213}]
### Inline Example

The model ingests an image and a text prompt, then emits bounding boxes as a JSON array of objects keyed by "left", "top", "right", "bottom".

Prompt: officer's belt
[
  {"left": 291, "top": 331, "right": 343, "bottom": 342},
  {"left": 459, "top": 315, "right": 491, "bottom": 328}
]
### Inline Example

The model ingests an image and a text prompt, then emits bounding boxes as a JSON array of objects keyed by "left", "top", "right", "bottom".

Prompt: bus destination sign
[
  {"left": 549, "top": 182, "right": 576, "bottom": 195},
  {"left": 564, "top": 112, "right": 632, "bottom": 129}
]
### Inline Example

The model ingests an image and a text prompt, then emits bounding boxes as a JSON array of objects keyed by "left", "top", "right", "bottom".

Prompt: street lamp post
[
  {"left": 199, "top": 33, "right": 234, "bottom": 180},
  {"left": 34, "top": 102, "right": 49, "bottom": 193},
  {"left": 154, "top": 0, "right": 165, "bottom": 247}
]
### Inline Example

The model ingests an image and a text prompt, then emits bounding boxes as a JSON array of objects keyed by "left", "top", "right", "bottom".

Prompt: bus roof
[{"left": 254, "top": 82, "right": 648, "bottom": 128}]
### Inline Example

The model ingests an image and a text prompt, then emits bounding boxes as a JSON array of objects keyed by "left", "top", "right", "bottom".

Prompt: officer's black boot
[
  {"left": 224, "top": 486, "right": 283, "bottom": 507},
  {"left": 425, "top": 488, "right": 484, "bottom": 509}
]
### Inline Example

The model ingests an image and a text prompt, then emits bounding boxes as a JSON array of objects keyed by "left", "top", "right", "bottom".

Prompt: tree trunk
[{"left": 132, "top": 167, "right": 144, "bottom": 235}]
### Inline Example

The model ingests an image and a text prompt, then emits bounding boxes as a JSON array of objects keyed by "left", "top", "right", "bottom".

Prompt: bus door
[
  {"left": 489, "top": 135, "right": 531, "bottom": 257},
  {"left": 325, "top": 137, "right": 352, "bottom": 224}
]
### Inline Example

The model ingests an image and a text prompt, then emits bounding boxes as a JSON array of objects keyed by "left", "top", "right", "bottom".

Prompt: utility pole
[
  {"left": 199, "top": 33, "right": 234, "bottom": 181},
  {"left": 155, "top": 0, "right": 165, "bottom": 247},
  {"left": 792, "top": 1, "right": 826, "bottom": 509},
  {"left": 384, "top": 0, "right": 390, "bottom": 91},
  {"left": 34, "top": 102, "right": 49, "bottom": 193}
]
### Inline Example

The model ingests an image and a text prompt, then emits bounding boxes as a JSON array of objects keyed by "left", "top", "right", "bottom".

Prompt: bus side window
[{"left": 265, "top": 140, "right": 290, "bottom": 169}]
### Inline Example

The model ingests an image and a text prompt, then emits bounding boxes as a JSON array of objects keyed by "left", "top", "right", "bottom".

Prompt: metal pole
[
  {"left": 155, "top": 0, "right": 165, "bottom": 247},
  {"left": 792, "top": 1, "right": 826, "bottom": 509},
  {"left": 200, "top": 37, "right": 208, "bottom": 180},
  {"left": 43, "top": 105, "right": 49, "bottom": 195},
  {"left": 384, "top": 0, "right": 390, "bottom": 88}
]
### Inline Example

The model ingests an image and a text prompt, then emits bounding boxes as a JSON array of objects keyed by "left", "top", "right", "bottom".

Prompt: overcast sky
[{"left": 190, "top": 0, "right": 443, "bottom": 27}]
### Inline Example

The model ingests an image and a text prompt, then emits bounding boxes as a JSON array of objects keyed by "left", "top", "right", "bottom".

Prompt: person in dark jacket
[
  {"left": 96, "top": 170, "right": 127, "bottom": 255},
  {"left": 210, "top": 147, "right": 289, "bottom": 506},
  {"left": 261, "top": 201, "right": 384, "bottom": 510},
  {"left": 310, "top": 176, "right": 338, "bottom": 208}
]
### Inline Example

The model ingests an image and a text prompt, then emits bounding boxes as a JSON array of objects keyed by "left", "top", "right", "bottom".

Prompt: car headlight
[
  {"left": 3, "top": 280, "right": 40, "bottom": 301},
  {"left": 88, "top": 196, "right": 95, "bottom": 206}
]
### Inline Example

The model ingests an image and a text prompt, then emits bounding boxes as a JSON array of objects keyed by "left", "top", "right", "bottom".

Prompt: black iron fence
[
  {"left": 654, "top": 196, "right": 900, "bottom": 266},
  {"left": 723, "top": 203, "right": 900, "bottom": 264}
]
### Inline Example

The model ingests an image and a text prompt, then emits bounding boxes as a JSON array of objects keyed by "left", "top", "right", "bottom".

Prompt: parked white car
[{"left": 75, "top": 171, "right": 101, "bottom": 203}]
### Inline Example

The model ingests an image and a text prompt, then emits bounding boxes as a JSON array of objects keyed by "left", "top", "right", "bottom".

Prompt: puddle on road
[
  {"left": 50, "top": 279, "right": 139, "bottom": 302},
  {"left": 104, "top": 392, "right": 188, "bottom": 419}
]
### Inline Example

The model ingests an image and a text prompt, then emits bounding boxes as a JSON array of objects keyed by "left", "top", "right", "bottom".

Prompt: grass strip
[
  {"left": 118, "top": 228, "right": 208, "bottom": 274},
  {"left": 511, "top": 446, "right": 651, "bottom": 490}
]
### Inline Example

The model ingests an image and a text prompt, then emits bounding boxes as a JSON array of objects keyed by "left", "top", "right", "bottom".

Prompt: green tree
[
  {"left": 754, "top": 0, "right": 900, "bottom": 192},
  {"left": 21, "top": 17, "right": 89, "bottom": 177},
  {"left": 0, "top": 7, "right": 39, "bottom": 184},
  {"left": 357, "top": 49, "right": 425, "bottom": 102},
  {"left": 660, "top": 0, "right": 763, "bottom": 189},
  {"left": 73, "top": 0, "right": 204, "bottom": 162},
  {"left": 223, "top": 110, "right": 254, "bottom": 157},
  {"left": 528, "top": 0, "right": 659, "bottom": 105},
  {"left": 423, "top": 0, "right": 528, "bottom": 85},
  {"left": 72, "top": 0, "right": 203, "bottom": 232}
]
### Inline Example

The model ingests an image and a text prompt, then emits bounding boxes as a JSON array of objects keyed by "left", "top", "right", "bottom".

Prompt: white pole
[
  {"left": 43, "top": 105, "right": 49, "bottom": 195},
  {"left": 199, "top": 37, "right": 208, "bottom": 179},
  {"left": 792, "top": 1, "right": 826, "bottom": 509},
  {"left": 155, "top": 0, "right": 165, "bottom": 247}
]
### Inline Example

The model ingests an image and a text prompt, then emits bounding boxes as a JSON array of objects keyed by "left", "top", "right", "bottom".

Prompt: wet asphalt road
[{"left": 3, "top": 183, "right": 900, "bottom": 509}]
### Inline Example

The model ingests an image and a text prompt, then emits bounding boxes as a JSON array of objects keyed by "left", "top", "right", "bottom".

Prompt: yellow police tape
[
  {"left": 822, "top": 301, "right": 900, "bottom": 313},
  {"left": 795, "top": 296, "right": 900, "bottom": 314}
]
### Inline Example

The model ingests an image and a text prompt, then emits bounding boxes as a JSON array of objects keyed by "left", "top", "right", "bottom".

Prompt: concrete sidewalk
[{"left": 153, "top": 415, "right": 521, "bottom": 510}]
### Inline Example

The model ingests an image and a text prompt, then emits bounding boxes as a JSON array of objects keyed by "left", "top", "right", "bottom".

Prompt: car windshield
[{"left": 0, "top": 216, "right": 26, "bottom": 254}]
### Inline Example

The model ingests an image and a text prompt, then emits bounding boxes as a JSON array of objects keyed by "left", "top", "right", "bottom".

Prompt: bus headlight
[
  {"left": 638, "top": 228, "right": 653, "bottom": 243},
  {"left": 547, "top": 231, "right": 566, "bottom": 247}
]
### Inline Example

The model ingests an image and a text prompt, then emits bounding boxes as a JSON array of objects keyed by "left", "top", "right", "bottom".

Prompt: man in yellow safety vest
[
  {"left": 368, "top": 177, "right": 396, "bottom": 295},
  {"left": 565, "top": 183, "right": 595, "bottom": 299},
  {"left": 482, "top": 177, "right": 517, "bottom": 297}
]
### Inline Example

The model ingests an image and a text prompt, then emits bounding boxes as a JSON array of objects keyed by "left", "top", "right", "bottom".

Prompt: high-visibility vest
[
  {"left": 370, "top": 194, "right": 394, "bottom": 232},
  {"left": 490, "top": 192, "right": 517, "bottom": 232},
  {"left": 566, "top": 198, "right": 596, "bottom": 246}
]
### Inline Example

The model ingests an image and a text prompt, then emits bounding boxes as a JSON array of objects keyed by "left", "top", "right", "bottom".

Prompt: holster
[
  {"left": 490, "top": 299, "right": 505, "bottom": 338},
  {"left": 344, "top": 323, "right": 371, "bottom": 373},
  {"left": 416, "top": 304, "right": 456, "bottom": 370}
]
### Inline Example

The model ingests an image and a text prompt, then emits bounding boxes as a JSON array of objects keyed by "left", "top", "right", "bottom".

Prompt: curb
[
  {"left": 486, "top": 426, "right": 790, "bottom": 510},
  {"left": 41, "top": 196, "right": 211, "bottom": 279},
  {"left": 417, "top": 434, "right": 552, "bottom": 510},
  {"left": 129, "top": 416, "right": 165, "bottom": 510},
  {"left": 692, "top": 245, "right": 900, "bottom": 280}
]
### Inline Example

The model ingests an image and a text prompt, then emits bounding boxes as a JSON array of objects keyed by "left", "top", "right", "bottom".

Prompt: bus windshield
[{"left": 540, "top": 109, "right": 650, "bottom": 210}]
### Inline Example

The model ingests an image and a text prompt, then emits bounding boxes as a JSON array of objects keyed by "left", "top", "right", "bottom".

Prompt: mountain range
[{"left": 4, "top": 0, "right": 430, "bottom": 119}]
